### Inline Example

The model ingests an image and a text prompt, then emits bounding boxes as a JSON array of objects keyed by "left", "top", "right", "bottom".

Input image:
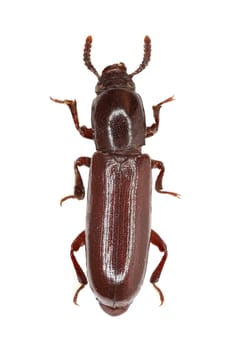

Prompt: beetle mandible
[{"left": 51, "top": 36, "right": 179, "bottom": 316}]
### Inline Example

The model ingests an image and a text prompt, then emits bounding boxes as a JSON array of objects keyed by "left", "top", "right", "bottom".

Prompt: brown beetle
[{"left": 51, "top": 36, "right": 179, "bottom": 316}]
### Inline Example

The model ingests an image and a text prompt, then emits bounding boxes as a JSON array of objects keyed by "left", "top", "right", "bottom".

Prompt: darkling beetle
[{"left": 51, "top": 36, "right": 179, "bottom": 316}]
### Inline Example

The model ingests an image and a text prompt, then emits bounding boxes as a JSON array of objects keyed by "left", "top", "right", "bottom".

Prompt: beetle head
[
  {"left": 83, "top": 36, "right": 151, "bottom": 94},
  {"left": 95, "top": 63, "right": 135, "bottom": 93}
]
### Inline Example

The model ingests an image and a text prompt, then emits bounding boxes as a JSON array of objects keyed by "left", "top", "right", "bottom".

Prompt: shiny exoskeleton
[{"left": 51, "top": 36, "right": 179, "bottom": 316}]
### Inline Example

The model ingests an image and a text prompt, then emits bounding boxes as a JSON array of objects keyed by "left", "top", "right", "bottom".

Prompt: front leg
[
  {"left": 50, "top": 97, "right": 93, "bottom": 139},
  {"left": 151, "top": 159, "right": 180, "bottom": 198},
  {"left": 146, "top": 96, "right": 174, "bottom": 137},
  {"left": 61, "top": 157, "right": 91, "bottom": 205}
]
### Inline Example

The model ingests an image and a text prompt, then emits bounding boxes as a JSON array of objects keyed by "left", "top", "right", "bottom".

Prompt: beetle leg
[
  {"left": 150, "top": 229, "right": 168, "bottom": 305},
  {"left": 50, "top": 97, "right": 93, "bottom": 139},
  {"left": 146, "top": 96, "right": 174, "bottom": 137},
  {"left": 70, "top": 230, "right": 88, "bottom": 305},
  {"left": 60, "top": 157, "right": 91, "bottom": 205},
  {"left": 151, "top": 159, "right": 180, "bottom": 198}
]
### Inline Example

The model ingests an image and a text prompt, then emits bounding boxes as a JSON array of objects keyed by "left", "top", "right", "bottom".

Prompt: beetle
[{"left": 51, "top": 35, "right": 179, "bottom": 316}]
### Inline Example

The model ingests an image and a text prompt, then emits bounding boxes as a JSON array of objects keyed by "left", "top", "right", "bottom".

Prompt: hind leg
[
  {"left": 70, "top": 231, "right": 87, "bottom": 304},
  {"left": 150, "top": 229, "right": 168, "bottom": 305}
]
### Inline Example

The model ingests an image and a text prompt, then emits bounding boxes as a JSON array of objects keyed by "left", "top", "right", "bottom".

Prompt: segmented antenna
[
  {"left": 83, "top": 36, "right": 100, "bottom": 79},
  {"left": 129, "top": 36, "right": 151, "bottom": 78}
]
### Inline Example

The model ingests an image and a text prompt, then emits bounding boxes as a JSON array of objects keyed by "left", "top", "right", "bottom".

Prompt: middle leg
[
  {"left": 60, "top": 156, "right": 91, "bottom": 205},
  {"left": 151, "top": 159, "right": 180, "bottom": 198}
]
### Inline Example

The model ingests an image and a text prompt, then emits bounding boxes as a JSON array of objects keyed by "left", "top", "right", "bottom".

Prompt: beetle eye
[
  {"left": 127, "top": 82, "right": 134, "bottom": 89},
  {"left": 96, "top": 84, "right": 105, "bottom": 92},
  {"left": 118, "top": 63, "right": 126, "bottom": 71}
]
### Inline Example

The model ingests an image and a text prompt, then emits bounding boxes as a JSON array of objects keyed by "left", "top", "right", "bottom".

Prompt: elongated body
[
  {"left": 51, "top": 36, "right": 179, "bottom": 316},
  {"left": 86, "top": 152, "right": 151, "bottom": 315}
]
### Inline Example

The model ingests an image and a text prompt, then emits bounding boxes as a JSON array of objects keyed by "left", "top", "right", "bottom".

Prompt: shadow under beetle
[{"left": 51, "top": 36, "right": 179, "bottom": 316}]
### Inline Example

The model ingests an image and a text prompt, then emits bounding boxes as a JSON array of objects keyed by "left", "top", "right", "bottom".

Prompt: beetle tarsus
[
  {"left": 50, "top": 96, "right": 72, "bottom": 105},
  {"left": 73, "top": 284, "right": 85, "bottom": 305},
  {"left": 158, "top": 190, "right": 181, "bottom": 198},
  {"left": 152, "top": 283, "right": 164, "bottom": 306},
  {"left": 60, "top": 195, "right": 80, "bottom": 206},
  {"left": 146, "top": 95, "right": 175, "bottom": 137}
]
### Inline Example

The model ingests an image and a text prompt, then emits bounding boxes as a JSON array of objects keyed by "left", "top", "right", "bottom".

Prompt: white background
[{"left": 1, "top": 0, "right": 233, "bottom": 349}]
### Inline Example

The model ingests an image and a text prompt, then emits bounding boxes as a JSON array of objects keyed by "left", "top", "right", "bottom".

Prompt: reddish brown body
[
  {"left": 51, "top": 36, "right": 179, "bottom": 316},
  {"left": 86, "top": 152, "right": 151, "bottom": 315}
]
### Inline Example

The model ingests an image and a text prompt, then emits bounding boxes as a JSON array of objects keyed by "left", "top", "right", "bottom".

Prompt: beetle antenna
[
  {"left": 129, "top": 36, "right": 151, "bottom": 78},
  {"left": 83, "top": 36, "right": 100, "bottom": 79}
]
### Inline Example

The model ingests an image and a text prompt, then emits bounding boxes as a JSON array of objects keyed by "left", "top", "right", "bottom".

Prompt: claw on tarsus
[
  {"left": 60, "top": 195, "right": 80, "bottom": 206},
  {"left": 152, "top": 283, "right": 164, "bottom": 306},
  {"left": 73, "top": 284, "right": 85, "bottom": 306}
]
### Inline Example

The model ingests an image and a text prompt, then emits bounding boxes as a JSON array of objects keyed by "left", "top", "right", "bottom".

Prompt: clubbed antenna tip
[
  {"left": 83, "top": 36, "right": 100, "bottom": 79},
  {"left": 129, "top": 35, "right": 151, "bottom": 78}
]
